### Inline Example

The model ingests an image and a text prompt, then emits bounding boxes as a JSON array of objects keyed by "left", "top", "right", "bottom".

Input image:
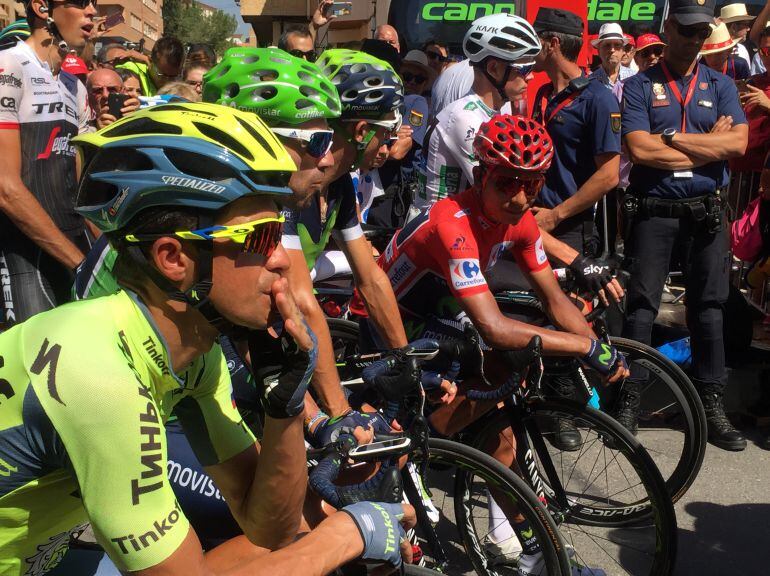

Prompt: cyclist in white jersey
[
  {"left": 414, "top": 13, "right": 541, "bottom": 211},
  {"left": 0, "top": 0, "right": 92, "bottom": 326}
]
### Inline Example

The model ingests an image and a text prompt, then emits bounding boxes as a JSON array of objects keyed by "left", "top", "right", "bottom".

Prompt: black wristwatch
[{"left": 663, "top": 128, "right": 677, "bottom": 146}]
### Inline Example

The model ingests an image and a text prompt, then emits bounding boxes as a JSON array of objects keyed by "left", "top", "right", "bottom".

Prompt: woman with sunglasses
[
  {"left": 46, "top": 102, "right": 414, "bottom": 576},
  {"left": 0, "top": 0, "right": 95, "bottom": 329}
]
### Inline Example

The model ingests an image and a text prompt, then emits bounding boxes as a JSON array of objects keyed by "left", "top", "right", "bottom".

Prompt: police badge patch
[
  {"left": 409, "top": 109, "right": 424, "bottom": 127},
  {"left": 611, "top": 112, "right": 621, "bottom": 133}
]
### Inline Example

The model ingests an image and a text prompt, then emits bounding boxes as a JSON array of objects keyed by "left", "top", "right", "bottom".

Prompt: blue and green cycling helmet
[{"left": 73, "top": 102, "right": 295, "bottom": 234}]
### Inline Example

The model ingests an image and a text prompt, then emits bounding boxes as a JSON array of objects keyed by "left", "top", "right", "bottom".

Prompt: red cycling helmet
[{"left": 473, "top": 114, "right": 553, "bottom": 173}]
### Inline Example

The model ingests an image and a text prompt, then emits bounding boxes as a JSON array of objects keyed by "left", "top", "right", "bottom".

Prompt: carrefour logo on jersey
[{"left": 449, "top": 258, "right": 486, "bottom": 290}]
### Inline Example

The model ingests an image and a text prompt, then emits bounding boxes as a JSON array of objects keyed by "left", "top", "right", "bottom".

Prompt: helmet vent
[
  {"left": 166, "top": 148, "right": 237, "bottom": 181},
  {"left": 102, "top": 117, "right": 182, "bottom": 138},
  {"left": 226, "top": 83, "right": 240, "bottom": 98},
  {"left": 192, "top": 121, "right": 254, "bottom": 162},
  {"left": 299, "top": 85, "right": 320, "bottom": 99},
  {"left": 242, "top": 55, "right": 259, "bottom": 65},
  {"left": 270, "top": 55, "right": 291, "bottom": 65},
  {"left": 235, "top": 116, "right": 277, "bottom": 160},
  {"left": 465, "top": 40, "right": 483, "bottom": 55},
  {"left": 365, "top": 90, "right": 383, "bottom": 103},
  {"left": 252, "top": 86, "right": 278, "bottom": 102},
  {"left": 297, "top": 71, "right": 315, "bottom": 83},
  {"left": 365, "top": 76, "right": 383, "bottom": 88},
  {"left": 342, "top": 89, "right": 359, "bottom": 101}
]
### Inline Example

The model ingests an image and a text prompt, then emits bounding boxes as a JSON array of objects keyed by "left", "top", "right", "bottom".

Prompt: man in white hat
[
  {"left": 590, "top": 23, "right": 634, "bottom": 254},
  {"left": 700, "top": 21, "right": 750, "bottom": 80},
  {"left": 720, "top": 3, "right": 754, "bottom": 67}
]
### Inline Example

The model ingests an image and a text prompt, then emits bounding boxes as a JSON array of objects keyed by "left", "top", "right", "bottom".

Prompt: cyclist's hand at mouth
[{"left": 272, "top": 276, "right": 314, "bottom": 351}]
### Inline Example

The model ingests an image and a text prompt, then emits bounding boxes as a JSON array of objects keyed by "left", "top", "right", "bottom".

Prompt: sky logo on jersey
[{"left": 449, "top": 258, "right": 485, "bottom": 290}]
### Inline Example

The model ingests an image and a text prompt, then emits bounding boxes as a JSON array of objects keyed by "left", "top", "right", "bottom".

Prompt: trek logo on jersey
[
  {"left": 161, "top": 176, "right": 226, "bottom": 195},
  {"left": 32, "top": 101, "right": 78, "bottom": 120},
  {"left": 388, "top": 253, "right": 416, "bottom": 290},
  {"left": 37, "top": 127, "right": 75, "bottom": 160},
  {"left": 0, "top": 71, "right": 21, "bottom": 88},
  {"left": 535, "top": 236, "right": 547, "bottom": 265},
  {"left": 449, "top": 258, "right": 486, "bottom": 289},
  {"left": 111, "top": 502, "right": 183, "bottom": 554},
  {"left": 0, "top": 252, "right": 14, "bottom": 324}
]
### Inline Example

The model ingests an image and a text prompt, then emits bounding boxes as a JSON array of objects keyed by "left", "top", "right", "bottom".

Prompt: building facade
[{"left": 98, "top": 0, "right": 164, "bottom": 51}]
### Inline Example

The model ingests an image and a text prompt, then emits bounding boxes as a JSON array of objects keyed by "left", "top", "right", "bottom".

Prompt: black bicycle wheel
[
  {"left": 473, "top": 400, "right": 677, "bottom": 576},
  {"left": 594, "top": 337, "right": 707, "bottom": 504},
  {"left": 407, "top": 438, "right": 571, "bottom": 576},
  {"left": 327, "top": 317, "right": 362, "bottom": 384}
]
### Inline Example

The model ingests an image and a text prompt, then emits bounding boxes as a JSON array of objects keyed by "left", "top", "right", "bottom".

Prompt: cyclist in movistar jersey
[
  {"left": 206, "top": 48, "right": 410, "bottom": 438},
  {"left": 0, "top": 103, "right": 413, "bottom": 576}
]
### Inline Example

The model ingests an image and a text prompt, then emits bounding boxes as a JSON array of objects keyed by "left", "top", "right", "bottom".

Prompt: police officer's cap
[
  {"left": 668, "top": 0, "right": 716, "bottom": 26},
  {"left": 533, "top": 8, "right": 583, "bottom": 37}
]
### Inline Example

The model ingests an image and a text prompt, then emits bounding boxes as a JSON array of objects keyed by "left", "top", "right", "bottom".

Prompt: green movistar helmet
[
  {"left": 315, "top": 49, "right": 404, "bottom": 120},
  {"left": 202, "top": 47, "right": 342, "bottom": 126}
]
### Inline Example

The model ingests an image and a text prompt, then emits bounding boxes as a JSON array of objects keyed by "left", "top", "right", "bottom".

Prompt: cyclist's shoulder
[{"left": 438, "top": 92, "right": 488, "bottom": 125}]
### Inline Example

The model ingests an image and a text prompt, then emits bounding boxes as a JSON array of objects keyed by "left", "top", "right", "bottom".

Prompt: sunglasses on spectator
[
  {"left": 402, "top": 71, "right": 427, "bottom": 84},
  {"left": 90, "top": 85, "right": 120, "bottom": 96},
  {"left": 426, "top": 51, "right": 447, "bottom": 62},
  {"left": 54, "top": 0, "right": 97, "bottom": 8},
  {"left": 272, "top": 128, "right": 334, "bottom": 158},
  {"left": 125, "top": 216, "right": 285, "bottom": 258},
  {"left": 675, "top": 23, "right": 711, "bottom": 40},
  {"left": 639, "top": 46, "right": 664, "bottom": 58},
  {"left": 289, "top": 49, "right": 318, "bottom": 62},
  {"left": 759, "top": 47, "right": 770, "bottom": 57}
]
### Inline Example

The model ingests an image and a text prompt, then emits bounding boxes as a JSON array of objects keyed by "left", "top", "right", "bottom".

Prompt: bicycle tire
[
  {"left": 602, "top": 337, "right": 707, "bottom": 504},
  {"left": 327, "top": 317, "right": 362, "bottom": 383},
  {"left": 408, "top": 438, "right": 571, "bottom": 576},
  {"left": 473, "top": 399, "right": 677, "bottom": 576}
]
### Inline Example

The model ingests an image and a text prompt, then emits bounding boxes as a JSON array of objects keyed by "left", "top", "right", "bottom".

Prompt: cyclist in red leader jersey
[{"left": 377, "top": 114, "right": 629, "bottom": 431}]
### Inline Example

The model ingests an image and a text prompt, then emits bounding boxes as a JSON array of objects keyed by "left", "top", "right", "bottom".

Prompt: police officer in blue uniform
[
  {"left": 531, "top": 8, "right": 622, "bottom": 259},
  {"left": 621, "top": 0, "right": 749, "bottom": 450},
  {"left": 530, "top": 8, "right": 622, "bottom": 451}
]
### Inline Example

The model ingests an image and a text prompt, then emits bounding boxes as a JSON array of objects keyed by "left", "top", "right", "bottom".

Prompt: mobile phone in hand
[
  {"left": 325, "top": 1, "right": 352, "bottom": 17},
  {"left": 103, "top": 10, "right": 125, "bottom": 30},
  {"left": 107, "top": 92, "right": 129, "bottom": 119}
]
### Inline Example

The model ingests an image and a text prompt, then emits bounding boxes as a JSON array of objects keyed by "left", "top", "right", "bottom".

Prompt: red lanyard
[
  {"left": 660, "top": 60, "right": 699, "bottom": 133},
  {"left": 720, "top": 58, "right": 734, "bottom": 78},
  {"left": 538, "top": 84, "right": 581, "bottom": 125}
]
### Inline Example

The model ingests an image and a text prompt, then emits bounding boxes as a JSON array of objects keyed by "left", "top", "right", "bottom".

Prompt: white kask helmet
[{"left": 463, "top": 13, "right": 541, "bottom": 65}]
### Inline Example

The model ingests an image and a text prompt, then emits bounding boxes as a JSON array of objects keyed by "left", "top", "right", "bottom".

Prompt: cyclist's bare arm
[
  {"left": 341, "top": 234, "right": 408, "bottom": 348},
  {"left": 284, "top": 246, "right": 350, "bottom": 416},
  {"left": 458, "top": 288, "right": 591, "bottom": 356},
  {"left": 0, "top": 130, "right": 85, "bottom": 268},
  {"left": 130, "top": 510, "right": 370, "bottom": 576},
  {"left": 205, "top": 416, "right": 307, "bottom": 551},
  {"left": 525, "top": 266, "right": 595, "bottom": 339}
]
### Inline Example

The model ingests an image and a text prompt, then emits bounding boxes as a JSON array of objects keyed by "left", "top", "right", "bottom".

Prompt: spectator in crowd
[
  {"left": 116, "top": 35, "right": 184, "bottom": 96},
  {"left": 360, "top": 38, "right": 400, "bottom": 71},
  {"left": 622, "top": 33, "right": 638, "bottom": 72},
  {"left": 375, "top": 24, "right": 400, "bottom": 54},
  {"left": 184, "top": 62, "right": 209, "bottom": 96},
  {"left": 95, "top": 42, "right": 127, "bottom": 68},
  {"left": 423, "top": 39, "right": 450, "bottom": 76},
  {"left": 186, "top": 42, "right": 216, "bottom": 67},
  {"left": 591, "top": 23, "right": 634, "bottom": 255},
  {"left": 400, "top": 49, "right": 435, "bottom": 97},
  {"left": 62, "top": 53, "right": 88, "bottom": 86},
  {"left": 720, "top": 2, "right": 754, "bottom": 68},
  {"left": 634, "top": 33, "right": 666, "bottom": 72},
  {"left": 158, "top": 80, "right": 200, "bottom": 101},
  {"left": 278, "top": 24, "right": 317, "bottom": 61},
  {"left": 118, "top": 68, "right": 142, "bottom": 98},
  {"left": 86, "top": 67, "right": 140, "bottom": 129},
  {"left": 750, "top": 7, "right": 770, "bottom": 75},
  {"left": 621, "top": 0, "right": 748, "bottom": 451},
  {"left": 700, "top": 22, "right": 750, "bottom": 81}
]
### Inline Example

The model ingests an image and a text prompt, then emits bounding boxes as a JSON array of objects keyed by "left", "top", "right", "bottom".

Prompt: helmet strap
[
  {"left": 332, "top": 119, "right": 376, "bottom": 170},
  {"left": 479, "top": 58, "right": 511, "bottom": 105},
  {"left": 123, "top": 214, "right": 243, "bottom": 337},
  {"left": 39, "top": 3, "right": 69, "bottom": 52}
]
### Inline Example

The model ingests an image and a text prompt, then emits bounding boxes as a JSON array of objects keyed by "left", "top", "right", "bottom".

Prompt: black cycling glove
[
  {"left": 308, "top": 410, "right": 393, "bottom": 448},
  {"left": 248, "top": 322, "right": 317, "bottom": 419},
  {"left": 581, "top": 339, "right": 627, "bottom": 377},
  {"left": 569, "top": 255, "right": 614, "bottom": 296}
]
